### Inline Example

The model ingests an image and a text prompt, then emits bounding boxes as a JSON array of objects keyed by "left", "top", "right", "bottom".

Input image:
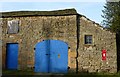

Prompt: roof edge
[
  {"left": 0, "top": 8, "right": 78, "bottom": 18},
  {"left": 78, "top": 14, "right": 116, "bottom": 34}
]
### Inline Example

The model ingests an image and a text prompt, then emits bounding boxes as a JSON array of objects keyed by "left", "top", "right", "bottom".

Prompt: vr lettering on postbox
[{"left": 102, "top": 49, "right": 106, "bottom": 60}]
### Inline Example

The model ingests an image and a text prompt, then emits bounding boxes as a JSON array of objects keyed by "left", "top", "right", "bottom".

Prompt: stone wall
[
  {"left": 68, "top": 48, "right": 76, "bottom": 72},
  {"left": 0, "top": 19, "right": 2, "bottom": 76},
  {"left": 1, "top": 12, "right": 117, "bottom": 73},
  {"left": 1, "top": 15, "right": 77, "bottom": 70},
  {"left": 78, "top": 16, "right": 117, "bottom": 73}
]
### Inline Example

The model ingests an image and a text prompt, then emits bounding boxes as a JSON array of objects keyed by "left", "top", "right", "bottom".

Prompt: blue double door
[
  {"left": 35, "top": 40, "right": 68, "bottom": 73},
  {"left": 6, "top": 43, "right": 18, "bottom": 69}
]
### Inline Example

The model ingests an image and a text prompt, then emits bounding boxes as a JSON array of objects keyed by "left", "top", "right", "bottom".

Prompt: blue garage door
[
  {"left": 35, "top": 40, "right": 68, "bottom": 73},
  {"left": 6, "top": 43, "right": 18, "bottom": 69}
]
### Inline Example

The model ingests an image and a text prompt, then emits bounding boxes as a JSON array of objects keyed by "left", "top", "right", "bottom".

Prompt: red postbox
[{"left": 102, "top": 49, "right": 106, "bottom": 60}]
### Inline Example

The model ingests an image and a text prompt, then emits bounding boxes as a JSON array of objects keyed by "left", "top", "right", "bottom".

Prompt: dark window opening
[{"left": 85, "top": 35, "right": 92, "bottom": 44}]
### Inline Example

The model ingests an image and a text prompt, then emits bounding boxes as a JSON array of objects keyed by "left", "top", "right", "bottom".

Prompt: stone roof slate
[{"left": 0, "top": 8, "right": 78, "bottom": 18}]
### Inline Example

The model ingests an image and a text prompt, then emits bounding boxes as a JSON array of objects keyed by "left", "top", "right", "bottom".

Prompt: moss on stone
[{"left": 0, "top": 8, "right": 77, "bottom": 18}]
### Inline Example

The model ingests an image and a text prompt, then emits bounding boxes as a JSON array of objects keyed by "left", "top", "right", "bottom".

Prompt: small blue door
[
  {"left": 6, "top": 43, "right": 18, "bottom": 69},
  {"left": 35, "top": 40, "right": 68, "bottom": 73}
]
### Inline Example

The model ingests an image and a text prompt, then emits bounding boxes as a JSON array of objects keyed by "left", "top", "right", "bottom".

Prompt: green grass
[
  {"left": 64, "top": 72, "right": 120, "bottom": 77},
  {"left": 2, "top": 70, "right": 120, "bottom": 77},
  {"left": 2, "top": 69, "right": 34, "bottom": 75}
]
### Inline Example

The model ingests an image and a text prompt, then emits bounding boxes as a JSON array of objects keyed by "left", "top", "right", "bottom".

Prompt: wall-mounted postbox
[{"left": 102, "top": 49, "right": 106, "bottom": 60}]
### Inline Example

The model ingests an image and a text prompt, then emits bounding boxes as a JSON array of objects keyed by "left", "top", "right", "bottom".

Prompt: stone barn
[{"left": 0, "top": 8, "right": 117, "bottom": 73}]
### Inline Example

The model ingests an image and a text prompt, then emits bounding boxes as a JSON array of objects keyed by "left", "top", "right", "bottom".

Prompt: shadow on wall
[
  {"left": 42, "top": 18, "right": 53, "bottom": 39},
  {"left": 75, "top": 14, "right": 81, "bottom": 73},
  {"left": 116, "top": 33, "right": 120, "bottom": 71}
]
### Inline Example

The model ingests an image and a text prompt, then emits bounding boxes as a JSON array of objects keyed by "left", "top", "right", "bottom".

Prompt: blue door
[
  {"left": 49, "top": 40, "right": 68, "bottom": 73},
  {"left": 35, "top": 40, "right": 68, "bottom": 73},
  {"left": 6, "top": 43, "right": 18, "bottom": 69},
  {"left": 34, "top": 40, "right": 50, "bottom": 72}
]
